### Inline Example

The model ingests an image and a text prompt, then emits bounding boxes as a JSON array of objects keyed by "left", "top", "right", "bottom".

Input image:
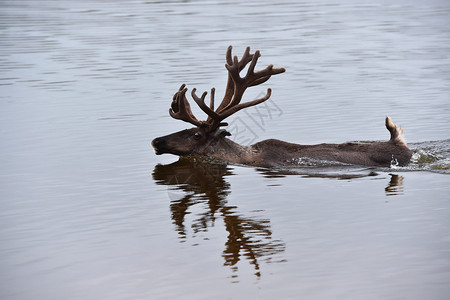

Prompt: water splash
[
  {"left": 390, "top": 155, "right": 400, "bottom": 169},
  {"left": 408, "top": 140, "right": 450, "bottom": 174}
]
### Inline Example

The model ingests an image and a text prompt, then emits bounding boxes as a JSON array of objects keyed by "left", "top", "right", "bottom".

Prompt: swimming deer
[{"left": 152, "top": 46, "right": 413, "bottom": 168}]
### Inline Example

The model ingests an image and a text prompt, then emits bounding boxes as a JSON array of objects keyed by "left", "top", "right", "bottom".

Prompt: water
[{"left": 1, "top": 0, "right": 449, "bottom": 299}]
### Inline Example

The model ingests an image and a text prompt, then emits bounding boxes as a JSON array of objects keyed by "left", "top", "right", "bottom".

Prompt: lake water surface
[{"left": 1, "top": 0, "right": 450, "bottom": 299}]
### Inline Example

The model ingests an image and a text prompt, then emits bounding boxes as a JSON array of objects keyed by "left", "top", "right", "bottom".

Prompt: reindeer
[{"left": 152, "top": 46, "right": 413, "bottom": 168}]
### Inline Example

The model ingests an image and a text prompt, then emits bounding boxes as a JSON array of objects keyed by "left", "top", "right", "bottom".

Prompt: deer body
[
  {"left": 152, "top": 117, "right": 412, "bottom": 167},
  {"left": 251, "top": 138, "right": 411, "bottom": 167},
  {"left": 152, "top": 46, "right": 413, "bottom": 168}
]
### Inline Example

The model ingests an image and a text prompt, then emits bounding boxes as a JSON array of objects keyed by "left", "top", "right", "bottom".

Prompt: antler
[
  {"left": 169, "top": 46, "right": 285, "bottom": 132},
  {"left": 169, "top": 84, "right": 203, "bottom": 127}
]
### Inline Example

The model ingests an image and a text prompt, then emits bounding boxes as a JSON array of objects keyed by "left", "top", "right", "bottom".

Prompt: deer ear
[{"left": 219, "top": 129, "right": 231, "bottom": 137}]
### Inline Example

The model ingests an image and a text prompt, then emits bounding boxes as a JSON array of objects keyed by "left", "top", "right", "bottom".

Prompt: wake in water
[
  {"left": 408, "top": 140, "right": 450, "bottom": 174},
  {"left": 283, "top": 139, "right": 450, "bottom": 175}
]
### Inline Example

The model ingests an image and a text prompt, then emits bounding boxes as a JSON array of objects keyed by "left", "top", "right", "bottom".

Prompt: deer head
[{"left": 152, "top": 46, "right": 286, "bottom": 157}]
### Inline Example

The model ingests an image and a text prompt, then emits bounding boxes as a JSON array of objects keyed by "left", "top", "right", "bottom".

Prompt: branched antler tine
[
  {"left": 221, "top": 48, "right": 237, "bottom": 110},
  {"left": 225, "top": 55, "right": 241, "bottom": 82},
  {"left": 220, "top": 50, "right": 276, "bottom": 112},
  {"left": 249, "top": 66, "right": 286, "bottom": 86},
  {"left": 170, "top": 85, "right": 186, "bottom": 113},
  {"left": 223, "top": 59, "right": 245, "bottom": 108},
  {"left": 191, "top": 88, "right": 220, "bottom": 120},
  {"left": 220, "top": 88, "right": 273, "bottom": 120},
  {"left": 233, "top": 55, "right": 240, "bottom": 70},
  {"left": 238, "top": 47, "right": 252, "bottom": 70},
  {"left": 225, "top": 46, "right": 252, "bottom": 69},
  {"left": 221, "top": 46, "right": 254, "bottom": 111},
  {"left": 172, "top": 84, "right": 186, "bottom": 104},
  {"left": 250, "top": 75, "right": 271, "bottom": 87},
  {"left": 206, "top": 88, "right": 215, "bottom": 123},
  {"left": 191, "top": 88, "right": 207, "bottom": 103},
  {"left": 210, "top": 88, "right": 215, "bottom": 110},
  {"left": 226, "top": 45, "right": 233, "bottom": 65},
  {"left": 246, "top": 50, "right": 260, "bottom": 79},
  {"left": 169, "top": 87, "right": 203, "bottom": 127}
]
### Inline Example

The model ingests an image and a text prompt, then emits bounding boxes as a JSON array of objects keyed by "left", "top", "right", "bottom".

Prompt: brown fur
[{"left": 152, "top": 117, "right": 413, "bottom": 168}]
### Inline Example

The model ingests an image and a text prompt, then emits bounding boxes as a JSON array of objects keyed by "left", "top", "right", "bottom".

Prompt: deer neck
[{"left": 201, "top": 137, "right": 256, "bottom": 164}]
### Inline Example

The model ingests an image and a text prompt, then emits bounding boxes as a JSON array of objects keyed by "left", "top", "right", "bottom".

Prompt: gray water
[{"left": 1, "top": 0, "right": 450, "bottom": 299}]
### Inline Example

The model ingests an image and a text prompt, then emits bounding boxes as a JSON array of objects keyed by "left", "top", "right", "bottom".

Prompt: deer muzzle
[{"left": 151, "top": 137, "right": 166, "bottom": 155}]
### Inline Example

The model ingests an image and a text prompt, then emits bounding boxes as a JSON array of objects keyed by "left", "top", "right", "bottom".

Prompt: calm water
[{"left": 1, "top": 0, "right": 450, "bottom": 299}]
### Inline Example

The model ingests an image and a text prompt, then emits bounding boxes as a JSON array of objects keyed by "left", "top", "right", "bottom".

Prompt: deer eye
[{"left": 193, "top": 132, "right": 202, "bottom": 140}]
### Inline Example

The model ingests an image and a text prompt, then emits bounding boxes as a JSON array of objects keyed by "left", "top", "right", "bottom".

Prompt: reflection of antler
[
  {"left": 152, "top": 158, "right": 285, "bottom": 277},
  {"left": 221, "top": 207, "right": 285, "bottom": 277}
]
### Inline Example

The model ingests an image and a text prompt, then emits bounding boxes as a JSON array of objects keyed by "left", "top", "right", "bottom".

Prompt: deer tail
[{"left": 385, "top": 116, "right": 407, "bottom": 146}]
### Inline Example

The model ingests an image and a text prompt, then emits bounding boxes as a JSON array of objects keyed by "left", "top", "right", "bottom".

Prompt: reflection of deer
[
  {"left": 152, "top": 158, "right": 285, "bottom": 277},
  {"left": 152, "top": 46, "right": 413, "bottom": 167}
]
